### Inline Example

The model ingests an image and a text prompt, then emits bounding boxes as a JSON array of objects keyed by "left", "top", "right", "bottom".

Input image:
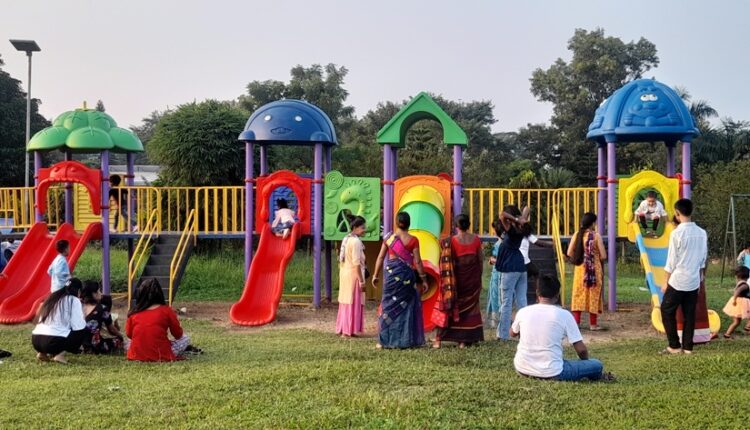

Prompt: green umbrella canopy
[{"left": 28, "top": 107, "right": 143, "bottom": 153}]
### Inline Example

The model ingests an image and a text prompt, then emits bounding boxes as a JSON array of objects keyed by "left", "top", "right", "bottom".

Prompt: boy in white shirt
[
  {"left": 511, "top": 275, "right": 612, "bottom": 381},
  {"left": 48, "top": 240, "right": 71, "bottom": 292},
  {"left": 660, "top": 198, "right": 708, "bottom": 355},
  {"left": 635, "top": 191, "right": 667, "bottom": 237}
]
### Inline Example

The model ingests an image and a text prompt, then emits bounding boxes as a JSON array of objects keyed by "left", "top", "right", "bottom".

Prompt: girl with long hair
[
  {"left": 566, "top": 212, "right": 607, "bottom": 330},
  {"left": 125, "top": 278, "right": 191, "bottom": 361},
  {"left": 31, "top": 278, "right": 86, "bottom": 364}
]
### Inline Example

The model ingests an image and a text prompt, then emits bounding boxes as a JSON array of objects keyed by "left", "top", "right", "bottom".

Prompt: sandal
[
  {"left": 659, "top": 347, "right": 682, "bottom": 355},
  {"left": 36, "top": 352, "right": 50, "bottom": 362},
  {"left": 722, "top": 334, "right": 733, "bottom": 339},
  {"left": 589, "top": 325, "right": 604, "bottom": 332}
]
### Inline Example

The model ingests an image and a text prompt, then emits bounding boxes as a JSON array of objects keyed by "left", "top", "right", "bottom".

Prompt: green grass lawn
[
  {"left": 1, "top": 321, "right": 749, "bottom": 429},
  {"left": 4, "top": 245, "right": 744, "bottom": 428}
]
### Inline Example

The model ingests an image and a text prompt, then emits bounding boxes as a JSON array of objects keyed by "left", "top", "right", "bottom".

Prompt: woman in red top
[
  {"left": 125, "top": 278, "right": 190, "bottom": 362},
  {"left": 433, "top": 214, "right": 484, "bottom": 348}
]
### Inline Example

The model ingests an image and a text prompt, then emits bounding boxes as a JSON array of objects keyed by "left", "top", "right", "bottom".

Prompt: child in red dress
[{"left": 125, "top": 278, "right": 191, "bottom": 362}]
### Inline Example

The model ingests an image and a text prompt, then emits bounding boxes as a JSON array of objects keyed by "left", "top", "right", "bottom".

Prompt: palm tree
[{"left": 673, "top": 86, "right": 718, "bottom": 132}]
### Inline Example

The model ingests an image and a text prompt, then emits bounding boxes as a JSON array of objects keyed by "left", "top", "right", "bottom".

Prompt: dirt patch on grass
[{"left": 111, "top": 297, "right": 662, "bottom": 343}]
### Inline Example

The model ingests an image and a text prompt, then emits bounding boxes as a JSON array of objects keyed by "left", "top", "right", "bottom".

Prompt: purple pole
[
  {"left": 452, "top": 145, "right": 463, "bottom": 219},
  {"left": 64, "top": 151, "right": 73, "bottom": 225},
  {"left": 244, "top": 142, "right": 254, "bottom": 278},
  {"left": 126, "top": 153, "right": 135, "bottom": 232},
  {"left": 681, "top": 140, "right": 692, "bottom": 199},
  {"left": 101, "top": 150, "right": 111, "bottom": 295},
  {"left": 383, "top": 144, "right": 393, "bottom": 235},
  {"left": 597, "top": 143, "right": 606, "bottom": 235},
  {"left": 666, "top": 142, "right": 676, "bottom": 177},
  {"left": 313, "top": 143, "right": 323, "bottom": 307},
  {"left": 606, "top": 141, "right": 617, "bottom": 311},
  {"left": 259, "top": 145, "right": 268, "bottom": 176},
  {"left": 392, "top": 147, "right": 398, "bottom": 180},
  {"left": 33, "top": 151, "right": 43, "bottom": 223},
  {"left": 324, "top": 146, "right": 332, "bottom": 302}
]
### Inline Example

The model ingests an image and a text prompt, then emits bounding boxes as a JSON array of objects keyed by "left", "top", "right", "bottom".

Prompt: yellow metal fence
[
  {"left": 465, "top": 187, "right": 601, "bottom": 237},
  {"left": 0, "top": 187, "right": 63, "bottom": 230}
]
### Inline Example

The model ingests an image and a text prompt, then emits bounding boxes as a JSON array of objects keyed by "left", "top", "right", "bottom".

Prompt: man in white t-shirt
[
  {"left": 510, "top": 275, "right": 611, "bottom": 381},
  {"left": 635, "top": 191, "right": 667, "bottom": 237}
]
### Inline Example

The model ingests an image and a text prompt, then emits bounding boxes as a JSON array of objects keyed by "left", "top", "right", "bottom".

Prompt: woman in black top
[
  {"left": 495, "top": 205, "right": 531, "bottom": 340},
  {"left": 80, "top": 281, "right": 124, "bottom": 354}
]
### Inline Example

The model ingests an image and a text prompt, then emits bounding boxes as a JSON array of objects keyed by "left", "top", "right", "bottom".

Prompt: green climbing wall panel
[{"left": 324, "top": 171, "right": 381, "bottom": 241}]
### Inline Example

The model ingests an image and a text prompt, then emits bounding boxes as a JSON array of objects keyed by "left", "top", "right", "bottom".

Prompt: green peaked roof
[
  {"left": 28, "top": 108, "right": 144, "bottom": 153},
  {"left": 376, "top": 92, "right": 468, "bottom": 147}
]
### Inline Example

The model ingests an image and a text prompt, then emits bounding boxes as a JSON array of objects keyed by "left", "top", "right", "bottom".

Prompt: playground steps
[
  {"left": 137, "top": 234, "right": 194, "bottom": 304},
  {"left": 527, "top": 246, "right": 558, "bottom": 305}
]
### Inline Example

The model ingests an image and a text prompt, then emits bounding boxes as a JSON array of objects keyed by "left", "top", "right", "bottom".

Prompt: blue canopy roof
[
  {"left": 587, "top": 79, "right": 699, "bottom": 145},
  {"left": 238, "top": 99, "right": 337, "bottom": 146}
]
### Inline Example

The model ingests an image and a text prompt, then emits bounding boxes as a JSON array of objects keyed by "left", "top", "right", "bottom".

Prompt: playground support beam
[
  {"left": 606, "top": 140, "right": 617, "bottom": 311},
  {"left": 101, "top": 150, "right": 111, "bottom": 295},
  {"left": 666, "top": 142, "right": 676, "bottom": 177},
  {"left": 64, "top": 151, "right": 73, "bottom": 225},
  {"left": 452, "top": 145, "right": 463, "bottom": 220},
  {"left": 383, "top": 144, "right": 393, "bottom": 235},
  {"left": 259, "top": 145, "right": 268, "bottom": 176},
  {"left": 244, "top": 142, "right": 254, "bottom": 278},
  {"left": 392, "top": 147, "right": 398, "bottom": 181},
  {"left": 313, "top": 143, "right": 323, "bottom": 308},
  {"left": 324, "top": 146, "right": 332, "bottom": 302},
  {"left": 597, "top": 143, "right": 606, "bottom": 236},
  {"left": 126, "top": 153, "right": 135, "bottom": 257},
  {"left": 681, "top": 140, "right": 692, "bottom": 199},
  {"left": 33, "top": 151, "right": 43, "bottom": 223}
]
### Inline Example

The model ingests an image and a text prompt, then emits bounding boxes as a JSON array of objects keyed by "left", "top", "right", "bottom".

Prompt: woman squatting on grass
[{"left": 125, "top": 278, "right": 200, "bottom": 362}]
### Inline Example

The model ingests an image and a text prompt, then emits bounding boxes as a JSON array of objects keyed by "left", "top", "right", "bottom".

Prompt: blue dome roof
[
  {"left": 586, "top": 79, "right": 699, "bottom": 145},
  {"left": 238, "top": 99, "right": 337, "bottom": 145}
]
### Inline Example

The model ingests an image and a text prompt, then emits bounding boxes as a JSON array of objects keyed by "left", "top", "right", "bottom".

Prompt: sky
[{"left": 2, "top": 0, "right": 749, "bottom": 133}]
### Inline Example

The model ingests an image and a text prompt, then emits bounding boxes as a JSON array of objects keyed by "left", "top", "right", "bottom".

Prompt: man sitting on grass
[{"left": 511, "top": 275, "right": 614, "bottom": 381}]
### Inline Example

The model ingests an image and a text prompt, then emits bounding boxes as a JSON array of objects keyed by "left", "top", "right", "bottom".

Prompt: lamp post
[{"left": 9, "top": 39, "right": 41, "bottom": 188}]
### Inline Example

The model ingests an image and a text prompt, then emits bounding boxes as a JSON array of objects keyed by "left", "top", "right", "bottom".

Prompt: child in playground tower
[
  {"left": 271, "top": 198, "right": 296, "bottom": 239},
  {"left": 635, "top": 191, "right": 667, "bottom": 238},
  {"left": 721, "top": 266, "right": 750, "bottom": 338}
]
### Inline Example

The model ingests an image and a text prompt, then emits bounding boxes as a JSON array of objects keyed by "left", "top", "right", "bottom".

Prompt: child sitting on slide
[
  {"left": 271, "top": 198, "right": 296, "bottom": 239},
  {"left": 722, "top": 266, "right": 750, "bottom": 338},
  {"left": 634, "top": 191, "right": 667, "bottom": 238}
]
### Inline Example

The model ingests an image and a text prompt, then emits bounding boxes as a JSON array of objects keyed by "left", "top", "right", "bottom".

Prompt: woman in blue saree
[{"left": 372, "top": 212, "right": 428, "bottom": 349}]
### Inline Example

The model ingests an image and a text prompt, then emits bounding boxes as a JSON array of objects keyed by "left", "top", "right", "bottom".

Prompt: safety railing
[
  {"left": 169, "top": 209, "right": 198, "bottom": 305},
  {"left": 465, "top": 187, "right": 601, "bottom": 237},
  {"left": 551, "top": 209, "right": 567, "bottom": 306},
  {"left": 0, "top": 187, "right": 63, "bottom": 230},
  {"left": 127, "top": 209, "right": 160, "bottom": 307}
]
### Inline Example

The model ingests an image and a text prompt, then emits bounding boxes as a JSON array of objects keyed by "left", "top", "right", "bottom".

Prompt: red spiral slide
[
  {"left": 0, "top": 222, "right": 102, "bottom": 324},
  {"left": 229, "top": 224, "right": 300, "bottom": 326}
]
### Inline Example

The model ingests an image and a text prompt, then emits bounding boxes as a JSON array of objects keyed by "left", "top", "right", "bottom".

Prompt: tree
[
  {"left": 240, "top": 64, "right": 356, "bottom": 173},
  {"left": 130, "top": 110, "right": 170, "bottom": 164},
  {"left": 673, "top": 86, "right": 718, "bottom": 133},
  {"left": 0, "top": 54, "right": 50, "bottom": 186},
  {"left": 147, "top": 100, "right": 248, "bottom": 185},
  {"left": 529, "top": 28, "right": 659, "bottom": 183},
  {"left": 95, "top": 99, "right": 106, "bottom": 112},
  {"left": 539, "top": 167, "right": 577, "bottom": 188}
]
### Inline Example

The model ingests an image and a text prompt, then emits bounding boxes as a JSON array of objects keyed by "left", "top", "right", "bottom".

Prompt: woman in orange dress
[{"left": 567, "top": 213, "right": 606, "bottom": 330}]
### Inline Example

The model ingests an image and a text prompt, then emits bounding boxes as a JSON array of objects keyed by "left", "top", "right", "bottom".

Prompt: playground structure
[
  {"left": 0, "top": 82, "right": 724, "bottom": 337},
  {"left": 587, "top": 78, "right": 719, "bottom": 340},
  {"left": 0, "top": 106, "right": 144, "bottom": 323}
]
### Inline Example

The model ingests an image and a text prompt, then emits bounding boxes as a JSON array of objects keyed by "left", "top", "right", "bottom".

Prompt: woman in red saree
[{"left": 433, "top": 214, "right": 484, "bottom": 348}]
